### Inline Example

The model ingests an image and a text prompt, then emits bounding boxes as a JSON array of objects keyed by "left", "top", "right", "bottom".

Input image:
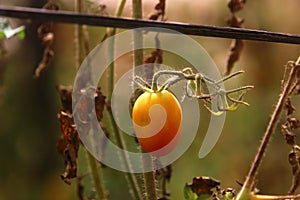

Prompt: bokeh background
[{"left": 0, "top": 0, "right": 300, "bottom": 199}]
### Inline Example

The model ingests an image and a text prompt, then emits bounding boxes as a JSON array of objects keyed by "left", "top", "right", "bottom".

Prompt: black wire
[{"left": 0, "top": 5, "right": 300, "bottom": 44}]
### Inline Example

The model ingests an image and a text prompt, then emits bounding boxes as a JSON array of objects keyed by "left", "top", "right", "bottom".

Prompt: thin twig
[
  {"left": 0, "top": 5, "right": 300, "bottom": 44},
  {"left": 236, "top": 56, "right": 300, "bottom": 200}
]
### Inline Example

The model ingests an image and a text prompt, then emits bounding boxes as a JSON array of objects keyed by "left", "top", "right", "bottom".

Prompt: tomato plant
[
  {"left": 132, "top": 67, "right": 252, "bottom": 156},
  {"left": 132, "top": 89, "right": 182, "bottom": 156}
]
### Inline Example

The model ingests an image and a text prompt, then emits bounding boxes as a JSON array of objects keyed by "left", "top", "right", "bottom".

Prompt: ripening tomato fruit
[{"left": 132, "top": 90, "right": 182, "bottom": 156}]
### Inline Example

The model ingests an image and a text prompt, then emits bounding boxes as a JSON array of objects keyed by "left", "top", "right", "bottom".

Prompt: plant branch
[
  {"left": 131, "top": 1, "right": 158, "bottom": 199},
  {"left": 132, "top": 0, "right": 144, "bottom": 70},
  {"left": 142, "top": 155, "right": 158, "bottom": 200},
  {"left": 251, "top": 193, "right": 300, "bottom": 200},
  {"left": 236, "top": 55, "right": 300, "bottom": 200},
  {"left": 106, "top": 106, "right": 142, "bottom": 200},
  {"left": 0, "top": 5, "right": 300, "bottom": 44},
  {"left": 74, "top": 1, "right": 108, "bottom": 199},
  {"left": 102, "top": 1, "right": 143, "bottom": 200},
  {"left": 86, "top": 150, "right": 108, "bottom": 200}
]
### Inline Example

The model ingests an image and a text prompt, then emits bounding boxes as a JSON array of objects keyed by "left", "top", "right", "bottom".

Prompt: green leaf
[
  {"left": 184, "top": 185, "right": 198, "bottom": 200},
  {"left": 17, "top": 29, "right": 26, "bottom": 39},
  {"left": 0, "top": 18, "right": 25, "bottom": 39}
]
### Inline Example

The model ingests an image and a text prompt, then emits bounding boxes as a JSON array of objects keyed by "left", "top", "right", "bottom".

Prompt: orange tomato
[{"left": 132, "top": 90, "right": 182, "bottom": 156}]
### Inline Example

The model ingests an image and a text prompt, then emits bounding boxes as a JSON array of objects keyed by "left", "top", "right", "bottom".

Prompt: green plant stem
[
  {"left": 74, "top": 0, "right": 82, "bottom": 69},
  {"left": 132, "top": 0, "right": 144, "bottom": 72},
  {"left": 106, "top": 0, "right": 126, "bottom": 101},
  {"left": 142, "top": 155, "right": 158, "bottom": 200},
  {"left": 106, "top": 0, "right": 126, "bottom": 102},
  {"left": 86, "top": 150, "right": 108, "bottom": 200},
  {"left": 106, "top": 107, "right": 142, "bottom": 200},
  {"left": 104, "top": 1, "right": 143, "bottom": 199},
  {"left": 236, "top": 55, "right": 300, "bottom": 200},
  {"left": 75, "top": 0, "right": 108, "bottom": 199},
  {"left": 132, "top": 1, "right": 158, "bottom": 199}
]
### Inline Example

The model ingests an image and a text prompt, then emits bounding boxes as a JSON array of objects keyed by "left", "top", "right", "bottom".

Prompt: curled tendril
[{"left": 134, "top": 67, "right": 253, "bottom": 115}]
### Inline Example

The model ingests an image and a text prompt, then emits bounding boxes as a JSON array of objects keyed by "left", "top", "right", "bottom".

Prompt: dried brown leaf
[
  {"left": 34, "top": 1, "right": 58, "bottom": 77},
  {"left": 56, "top": 84, "right": 106, "bottom": 186},
  {"left": 149, "top": 13, "right": 160, "bottom": 21},
  {"left": 57, "top": 111, "right": 80, "bottom": 185},
  {"left": 148, "top": 0, "right": 166, "bottom": 21},
  {"left": 225, "top": 39, "right": 244, "bottom": 76},
  {"left": 34, "top": 47, "right": 54, "bottom": 77},
  {"left": 226, "top": 15, "right": 244, "bottom": 28},
  {"left": 288, "top": 149, "right": 300, "bottom": 194},
  {"left": 43, "top": 1, "right": 59, "bottom": 10},
  {"left": 186, "top": 176, "right": 220, "bottom": 196},
  {"left": 95, "top": 88, "right": 106, "bottom": 122},
  {"left": 225, "top": 1, "right": 246, "bottom": 76},
  {"left": 288, "top": 151, "right": 298, "bottom": 175},
  {"left": 285, "top": 98, "right": 296, "bottom": 116},
  {"left": 155, "top": 0, "right": 165, "bottom": 12},
  {"left": 281, "top": 124, "right": 296, "bottom": 146},
  {"left": 228, "top": 0, "right": 247, "bottom": 13},
  {"left": 56, "top": 85, "right": 73, "bottom": 114},
  {"left": 288, "top": 117, "right": 300, "bottom": 130}
]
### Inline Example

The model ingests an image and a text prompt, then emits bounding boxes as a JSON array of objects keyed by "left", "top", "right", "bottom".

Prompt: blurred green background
[{"left": 0, "top": 0, "right": 300, "bottom": 199}]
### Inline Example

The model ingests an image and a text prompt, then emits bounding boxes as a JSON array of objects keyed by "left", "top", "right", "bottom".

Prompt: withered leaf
[
  {"left": 34, "top": 1, "right": 58, "bottom": 78},
  {"left": 186, "top": 176, "right": 220, "bottom": 196},
  {"left": 288, "top": 117, "right": 300, "bottom": 130},
  {"left": 95, "top": 87, "right": 106, "bottom": 122},
  {"left": 228, "top": 0, "right": 247, "bottom": 13},
  {"left": 225, "top": 1, "right": 246, "bottom": 76},
  {"left": 56, "top": 86, "right": 106, "bottom": 185},
  {"left": 225, "top": 39, "right": 244, "bottom": 76},
  {"left": 34, "top": 47, "right": 54, "bottom": 77},
  {"left": 281, "top": 124, "right": 296, "bottom": 146},
  {"left": 148, "top": 0, "right": 166, "bottom": 21},
  {"left": 288, "top": 149, "right": 300, "bottom": 194},
  {"left": 57, "top": 111, "right": 80, "bottom": 185},
  {"left": 226, "top": 15, "right": 244, "bottom": 28},
  {"left": 149, "top": 13, "right": 160, "bottom": 21},
  {"left": 155, "top": 0, "right": 165, "bottom": 12},
  {"left": 288, "top": 151, "right": 298, "bottom": 175},
  {"left": 43, "top": 0, "right": 59, "bottom": 10},
  {"left": 285, "top": 98, "right": 296, "bottom": 116},
  {"left": 56, "top": 85, "right": 73, "bottom": 114}
]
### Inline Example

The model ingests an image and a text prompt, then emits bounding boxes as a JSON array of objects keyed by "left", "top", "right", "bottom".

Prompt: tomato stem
[
  {"left": 74, "top": 0, "right": 109, "bottom": 198},
  {"left": 142, "top": 155, "right": 158, "bottom": 200},
  {"left": 138, "top": 67, "right": 253, "bottom": 115},
  {"left": 102, "top": 1, "right": 144, "bottom": 199},
  {"left": 151, "top": 69, "right": 184, "bottom": 91},
  {"left": 86, "top": 149, "right": 108, "bottom": 200},
  {"left": 131, "top": 1, "right": 159, "bottom": 199}
]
